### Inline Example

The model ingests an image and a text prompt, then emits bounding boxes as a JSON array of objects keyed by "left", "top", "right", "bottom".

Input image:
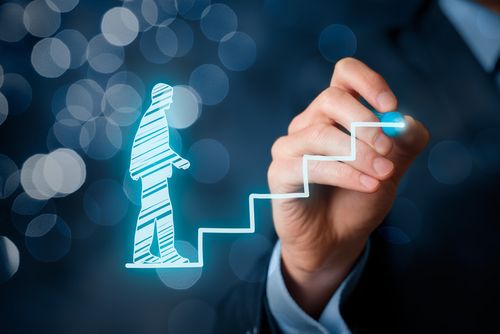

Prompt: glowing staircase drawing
[{"left": 125, "top": 121, "right": 405, "bottom": 269}]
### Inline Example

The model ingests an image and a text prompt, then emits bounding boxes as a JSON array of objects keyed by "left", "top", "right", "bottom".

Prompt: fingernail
[
  {"left": 373, "top": 157, "right": 394, "bottom": 176},
  {"left": 376, "top": 91, "right": 396, "bottom": 111},
  {"left": 360, "top": 174, "right": 379, "bottom": 189},
  {"left": 373, "top": 134, "right": 393, "bottom": 155}
]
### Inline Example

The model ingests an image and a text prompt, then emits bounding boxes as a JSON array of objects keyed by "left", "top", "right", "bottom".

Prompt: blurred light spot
[
  {"left": 104, "top": 84, "right": 143, "bottom": 126},
  {"left": 53, "top": 117, "right": 83, "bottom": 149},
  {"left": 0, "top": 92, "right": 8, "bottom": 126},
  {"left": 0, "top": 64, "right": 3, "bottom": 87},
  {"left": 25, "top": 214, "right": 71, "bottom": 262},
  {"left": 141, "top": 0, "right": 159, "bottom": 26},
  {"left": 87, "top": 34, "right": 125, "bottom": 74},
  {"left": 0, "top": 154, "right": 20, "bottom": 199},
  {"left": 200, "top": 3, "right": 237, "bottom": 42},
  {"left": 155, "top": 25, "right": 178, "bottom": 57},
  {"left": 21, "top": 154, "right": 48, "bottom": 200},
  {"left": 0, "top": 236, "right": 20, "bottom": 283},
  {"left": 188, "top": 64, "right": 229, "bottom": 105},
  {"left": 179, "top": 0, "right": 211, "bottom": 20},
  {"left": 157, "top": 0, "right": 178, "bottom": 16},
  {"left": 0, "top": 3, "right": 27, "bottom": 42},
  {"left": 66, "top": 79, "right": 104, "bottom": 122},
  {"left": 473, "top": 128, "right": 500, "bottom": 174},
  {"left": 101, "top": 7, "right": 139, "bottom": 47},
  {"left": 140, "top": 27, "right": 173, "bottom": 64},
  {"left": 318, "top": 24, "right": 357, "bottom": 63},
  {"left": 56, "top": 29, "right": 88, "bottom": 69},
  {"left": 428, "top": 140, "right": 472, "bottom": 185},
  {"left": 218, "top": 31, "right": 256, "bottom": 71},
  {"left": 0, "top": 73, "right": 32, "bottom": 115},
  {"left": 106, "top": 71, "right": 145, "bottom": 101},
  {"left": 11, "top": 193, "right": 57, "bottom": 234},
  {"left": 83, "top": 179, "right": 129, "bottom": 225},
  {"left": 46, "top": 148, "right": 86, "bottom": 196},
  {"left": 169, "top": 19, "right": 194, "bottom": 57},
  {"left": 168, "top": 85, "right": 201, "bottom": 129},
  {"left": 80, "top": 117, "right": 122, "bottom": 160},
  {"left": 229, "top": 234, "right": 271, "bottom": 282},
  {"left": 12, "top": 192, "right": 48, "bottom": 216},
  {"left": 23, "top": 0, "right": 61, "bottom": 38},
  {"left": 187, "top": 139, "right": 230, "bottom": 184},
  {"left": 382, "top": 197, "right": 422, "bottom": 244},
  {"left": 168, "top": 299, "right": 215, "bottom": 334},
  {"left": 31, "top": 38, "right": 71, "bottom": 78},
  {"left": 46, "top": 0, "right": 79, "bottom": 13},
  {"left": 20, "top": 149, "right": 86, "bottom": 200},
  {"left": 156, "top": 241, "right": 202, "bottom": 289}
]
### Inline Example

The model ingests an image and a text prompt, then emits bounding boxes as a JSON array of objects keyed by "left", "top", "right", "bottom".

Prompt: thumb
[{"left": 388, "top": 115, "right": 430, "bottom": 180}]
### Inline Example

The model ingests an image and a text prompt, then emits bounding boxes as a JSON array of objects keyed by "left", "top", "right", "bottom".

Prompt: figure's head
[{"left": 151, "top": 83, "right": 173, "bottom": 111}]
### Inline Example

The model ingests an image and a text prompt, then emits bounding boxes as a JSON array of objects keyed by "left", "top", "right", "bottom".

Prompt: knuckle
[
  {"left": 271, "top": 136, "right": 287, "bottom": 158},
  {"left": 334, "top": 57, "right": 357, "bottom": 74},
  {"left": 307, "top": 124, "right": 329, "bottom": 144}
]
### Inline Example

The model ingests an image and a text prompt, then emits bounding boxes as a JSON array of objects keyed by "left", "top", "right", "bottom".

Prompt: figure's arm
[{"left": 169, "top": 148, "right": 190, "bottom": 170}]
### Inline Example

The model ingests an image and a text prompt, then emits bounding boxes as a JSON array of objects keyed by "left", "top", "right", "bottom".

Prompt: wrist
[{"left": 280, "top": 236, "right": 368, "bottom": 317}]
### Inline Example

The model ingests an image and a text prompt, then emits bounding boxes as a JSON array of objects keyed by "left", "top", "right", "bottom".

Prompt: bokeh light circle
[
  {"left": 0, "top": 92, "right": 8, "bottom": 126},
  {"left": 156, "top": 241, "right": 202, "bottom": 289},
  {"left": 318, "top": 24, "right": 357, "bottom": 63},
  {"left": 101, "top": 7, "right": 139, "bottom": 47},
  {"left": 0, "top": 3, "right": 27, "bottom": 42},
  {"left": 11, "top": 193, "right": 57, "bottom": 235},
  {"left": 0, "top": 73, "right": 32, "bottom": 116},
  {"left": 218, "top": 32, "right": 257, "bottom": 71},
  {"left": 56, "top": 29, "right": 88, "bottom": 69},
  {"left": 200, "top": 3, "right": 237, "bottom": 42},
  {"left": 87, "top": 34, "right": 125, "bottom": 74},
  {"left": 229, "top": 234, "right": 272, "bottom": 282},
  {"left": 169, "top": 19, "right": 194, "bottom": 57},
  {"left": 188, "top": 64, "right": 229, "bottom": 106},
  {"left": 0, "top": 154, "right": 20, "bottom": 199},
  {"left": 106, "top": 71, "right": 145, "bottom": 101},
  {"left": 140, "top": 27, "right": 173, "bottom": 64},
  {"left": 155, "top": 25, "right": 178, "bottom": 57},
  {"left": 178, "top": 0, "right": 211, "bottom": 21},
  {"left": 23, "top": 0, "right": 61, "bottom": 38},
  {"left": 46, "top": 148, "right": 86, "bottom": 196},
  {"left": 104, "top": 84, "right": 143, "bottom": 126},
  {"left": 66, "top": 79, "right": 104, "bottom": 122},
  {"left": 0, "top": 236, "right": 20, "bottom": 283},
  {"left": 428, "top": 140, "right": 472, "bottom": 185},
  {"left": 168, "top": 85, "right": 201, "bottom": 129},
  {"left": 80, "top": 117, "right": 122, "bottom": 160},
  {"left": 25, "top": 214, "right": 71, "bottom": 262},
  {"left": 31, "top": 38, "right": 71, "bottom": 78},
  {"left": 46, "top": 0, "right": 79, "bottom": 13},
  {"left": 187, "top": 139, "right": 230, "bottom": 184},
  {"left": 83, "top": 179, "right": 129, "bottom": 226},
  {"left": 168, "top": 299, "right": 215, "bottom": 334}
]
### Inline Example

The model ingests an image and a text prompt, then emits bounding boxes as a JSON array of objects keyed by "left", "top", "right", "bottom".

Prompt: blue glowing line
[{"left": 126, "top": 119, "right": 406, "bottom": 269}]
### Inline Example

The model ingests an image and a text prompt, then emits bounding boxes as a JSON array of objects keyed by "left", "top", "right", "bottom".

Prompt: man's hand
[
  {"left": 174, "top": 158, "right": 190, "bottom": 170},
  {"left": 267, "top": 58, "right": 429, "bottom": 317}
]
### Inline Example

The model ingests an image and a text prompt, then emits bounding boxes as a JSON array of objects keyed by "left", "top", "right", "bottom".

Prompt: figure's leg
[
  {"left": 133, "top": 173, "right": 168, "bottom": 263},
  {"left": 156, "top": 213, "right": 189, "bottom": 263},
  {"left": 133, "top": 208, "right": 159, "bottom": 263}
]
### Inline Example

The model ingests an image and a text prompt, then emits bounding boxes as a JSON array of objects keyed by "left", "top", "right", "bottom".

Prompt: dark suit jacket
[{"left": 216, "top": 2, "right": 500, "bottom": 333}]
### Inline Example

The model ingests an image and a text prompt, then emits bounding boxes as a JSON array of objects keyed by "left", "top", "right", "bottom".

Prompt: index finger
[{"left": 331, "top": 57, "right": 398, "bottom": 113}]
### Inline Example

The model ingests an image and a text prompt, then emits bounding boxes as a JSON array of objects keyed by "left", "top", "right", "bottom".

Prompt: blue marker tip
[{"left": 372, "top": 111, "right": 406, "bottom": 137}]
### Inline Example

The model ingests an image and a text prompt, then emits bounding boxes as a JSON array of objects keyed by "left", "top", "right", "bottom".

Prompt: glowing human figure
[{"left": 130, "top": 83, "right": 190, "bottom": 264}]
